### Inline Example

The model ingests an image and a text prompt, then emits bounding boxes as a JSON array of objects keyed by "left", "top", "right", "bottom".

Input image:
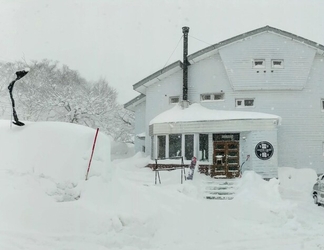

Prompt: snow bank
[
  {"left": 278, "top": 167, "right": 318, "bottom": 201},
  {"left": 235, "top": 171, "right": 282, "bottom": 205},
  {"left": 0, "top": 120, "right": 111, "bottom": 202},
  {"left": 111, "top": 141, "right": 135, "bottom": 160},
  {"left": 1, "top": 125, "right": 324, "bottom": 250}
]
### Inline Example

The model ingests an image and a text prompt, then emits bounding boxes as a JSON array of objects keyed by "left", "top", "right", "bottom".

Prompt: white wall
[
  {"left": 134, "top": 101, "right": 146, "bottom": 153},
  {"left": 133, "top": 31, "right": 324, "bottom": 174},
  {"left": 144, "top": 70, "right": 183, "bottom": 154}
]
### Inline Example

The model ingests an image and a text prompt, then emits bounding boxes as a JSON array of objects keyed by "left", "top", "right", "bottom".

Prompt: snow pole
[{"left": 85, "top": 128, "right": 99, "bottom": 181}]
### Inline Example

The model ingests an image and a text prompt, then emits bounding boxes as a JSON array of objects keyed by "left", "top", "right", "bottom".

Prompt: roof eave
[
  {"left": 133, "top": 60, "right": 183, "bottom": 94},
  {"left": 188, "top": 25, "right": 324, "bottom": 64},
  {"left": 124, "top": 94, "right": 146, "bottom": 111}
]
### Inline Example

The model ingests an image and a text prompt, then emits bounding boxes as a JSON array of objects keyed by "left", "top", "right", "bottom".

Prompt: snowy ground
[{"left": 1, "top": 120, "right": 324, "bottom": 250}]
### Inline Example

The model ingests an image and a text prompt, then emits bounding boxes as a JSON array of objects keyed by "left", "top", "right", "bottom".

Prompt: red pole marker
[{"left": 85, "top": 128, "right": 99, "bottom": 180}]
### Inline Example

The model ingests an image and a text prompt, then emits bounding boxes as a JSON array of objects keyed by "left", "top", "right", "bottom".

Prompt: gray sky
[{"left": 1, "top": 0, "right": 324, "bottom": 103}]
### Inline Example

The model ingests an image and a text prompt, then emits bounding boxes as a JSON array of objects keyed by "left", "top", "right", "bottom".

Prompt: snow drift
[{"left": 1, "top": 119, "right": 324, "bottom": 250}]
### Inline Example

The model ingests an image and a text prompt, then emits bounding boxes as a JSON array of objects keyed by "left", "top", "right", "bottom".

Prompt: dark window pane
[
  {"left": 157, "top": 136, "right": 166, "bottom": 158},
  {"left": 199, "top": 134, "right": 208, "bottom": 161},
  {"left": 169, "top": 134, "right": 182, "bottom": 158},
  {"left": 185, "top": 135, "right": 194, "bottom": 160},
  {"left": 244, "top": 99, "right": 254, "bottom": 106}
]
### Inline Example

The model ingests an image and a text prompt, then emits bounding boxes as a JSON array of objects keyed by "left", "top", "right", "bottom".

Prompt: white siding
[
  {"left": 134, "top": 30, "right": 324, "bottom": 174},
  {"left": 249, "top": 130, "right": 278, "bottom": 179},
  {"left": 134, "top": 101, "right": 146, "bottom": 153},
  {"left": 145, "top": 71, "right": 183, "bottom": 155},
  {"left": 220, "top": 32, "right": 316, "bottom": 91}
]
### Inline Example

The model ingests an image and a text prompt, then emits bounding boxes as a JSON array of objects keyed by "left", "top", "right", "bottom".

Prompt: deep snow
[{"left": 0, "top": 120, "right": 324, "bottom": 250}]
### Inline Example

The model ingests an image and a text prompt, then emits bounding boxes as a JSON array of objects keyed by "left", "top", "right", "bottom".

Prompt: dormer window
[
  {"left": 271, "top": 59, "right": 284, "bottom": 68},
  {"left": 253, "top": 59, "right": 265, "bottom": 68}
]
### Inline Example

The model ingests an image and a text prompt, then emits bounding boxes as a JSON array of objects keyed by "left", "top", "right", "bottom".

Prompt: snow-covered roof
[{"left": 150, "top": 103, "right": 281, "bottom": 125}]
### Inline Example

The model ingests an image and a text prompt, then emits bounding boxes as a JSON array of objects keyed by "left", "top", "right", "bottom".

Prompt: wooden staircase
[{"left": 201, "top": 179, "right": 239, "bottom": 200}]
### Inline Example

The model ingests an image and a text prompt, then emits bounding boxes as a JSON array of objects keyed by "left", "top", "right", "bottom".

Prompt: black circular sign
[{"left": 255, "top": 141, "right": 274, "bottom": 160}]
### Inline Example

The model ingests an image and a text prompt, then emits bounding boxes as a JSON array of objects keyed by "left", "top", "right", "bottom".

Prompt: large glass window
[
  {"left": 169, "top": 134, "right": 182, "bottom": 158},
  {"left": 157, "top": 135, "right": 166, "bottom": 159},
  {"left": 185, "top": 134, "right": 194, "bottom": 160},
  {"left": 199, "top": 134, "right": 209, "bottom": 161}
]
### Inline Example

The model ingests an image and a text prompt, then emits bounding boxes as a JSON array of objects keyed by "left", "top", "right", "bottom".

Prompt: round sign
[{"left": 255, "top": 141, "right": 274, "bottom": 160}]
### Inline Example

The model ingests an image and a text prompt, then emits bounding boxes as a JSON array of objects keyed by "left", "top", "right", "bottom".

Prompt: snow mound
[
  {"left": 278, "top": 167, "right": 318, "bottom": 201},
  {"left": 235, "top": 171, "right": 282, "bottom": 205},
  {"left": 0, "top": 120, "right": 111, "bottom": 202}
]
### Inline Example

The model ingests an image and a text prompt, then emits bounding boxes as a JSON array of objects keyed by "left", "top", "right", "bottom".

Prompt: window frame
[
  {"left": 271, "top": 59, "right": 284, "bottom": 69},
  {"left": 252, "top": 59, "right": 265, "bottom": 69},
  {"left": 201, "top": 93, "right": 224, "bottom": 101},
  {"left": 169, "top": 96, "right": 180, "bottom": 104},
  {"left": 321, "top": 99, "right": 324, "bottom": 111},
  {"left": 236, "top": 98, "right": 255, "bottom": 108}
]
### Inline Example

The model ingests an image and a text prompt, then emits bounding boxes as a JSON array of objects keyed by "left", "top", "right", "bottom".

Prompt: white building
[{"left": 124, "top": 26, "right": 324, "bottom": 179}]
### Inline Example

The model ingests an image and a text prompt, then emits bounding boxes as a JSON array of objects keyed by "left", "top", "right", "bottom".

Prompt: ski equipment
[{"left": 187, "top": 156, "right": 197, "bottom": 180}]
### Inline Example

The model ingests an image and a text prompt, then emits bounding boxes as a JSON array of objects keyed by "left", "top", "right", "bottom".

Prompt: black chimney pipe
[{"left": 182, "top": 26, "right": 189, "bottom": 101}]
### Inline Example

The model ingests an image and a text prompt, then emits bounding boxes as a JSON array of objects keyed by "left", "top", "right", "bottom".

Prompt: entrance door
[{"left": 211, "top": 141, "right": 240, "bottom": 178}]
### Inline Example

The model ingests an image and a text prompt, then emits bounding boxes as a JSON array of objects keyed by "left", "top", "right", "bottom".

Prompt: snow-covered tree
[{"left": 0, "top": 60, "right": 134, "bottom": 143}]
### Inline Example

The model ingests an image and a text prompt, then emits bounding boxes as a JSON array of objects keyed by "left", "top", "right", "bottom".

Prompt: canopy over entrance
[{"left": 149, "top": 103, "right": 281, "bottom": 135}]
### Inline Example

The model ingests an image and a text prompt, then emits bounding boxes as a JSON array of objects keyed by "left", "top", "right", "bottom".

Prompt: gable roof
[
  {"left": 188, "top": 25, "right": 324, "bottom": 63},
  {"left": 129, "top": 25, "right": 324, "bottom": 103}
]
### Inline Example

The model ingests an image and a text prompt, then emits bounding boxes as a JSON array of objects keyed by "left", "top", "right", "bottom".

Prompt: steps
[{"left": 202, "top": 179, "right": 239, "bottom": 200}]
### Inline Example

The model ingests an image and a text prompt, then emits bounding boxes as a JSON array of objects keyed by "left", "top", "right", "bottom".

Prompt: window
[
  {"left": 236, "top": 98, "right": 254, "bottom": 107},
  {"left": 253, "top": 59, "right": 265, "bottom": 68},
  {"left": 169, "top": 134, "right": 182, "bottom": 158},
  {"left": 185, "top": 135, "right": 194, "bottom": 160},
  {"left": 169, "top": 96, "right": 180, "bottom": 104},
  {"left": 321, "top": 99, "right": 324, "bottom": 111},
  {"left": 199, "top": 134, "right": 209, "bottom": 161},
  {"left": 201, "top": 94, "right": 211, "bottom": 101},
  {"left": 201, "top": 93, "right": 224, "bottom": 101},
  {"left": 157, "top": 136, "right": 166, "bottom": 158},
  {"left": 271, "top": 59, "right": 284, "bottom": 69}
]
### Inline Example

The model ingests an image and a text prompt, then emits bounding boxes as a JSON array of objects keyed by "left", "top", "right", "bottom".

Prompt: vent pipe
[{"left": 182, "top": 26, "right": 189, "bottom": 101}]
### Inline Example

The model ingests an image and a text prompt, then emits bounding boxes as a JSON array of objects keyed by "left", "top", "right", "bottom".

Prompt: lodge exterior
[{"left": 124, "top": 26, "right": 324, "bottom": 179}]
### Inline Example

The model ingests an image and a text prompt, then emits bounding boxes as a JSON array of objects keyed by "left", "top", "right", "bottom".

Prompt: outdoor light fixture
[
  {"left": 15, "top": 69, "right": 29, "bottom": 80},
  {"left": 8, "top": 68, "right": 30, "bottom": 126}
]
